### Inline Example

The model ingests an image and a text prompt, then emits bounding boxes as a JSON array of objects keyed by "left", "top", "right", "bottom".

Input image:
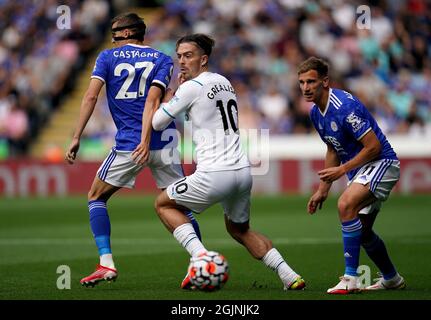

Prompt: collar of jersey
[
  {"left": 123, "top": 43, "right": 150, "bottom": 49},
  {"left": 318, "top": 87, "right": 332, "bottom": 117}
]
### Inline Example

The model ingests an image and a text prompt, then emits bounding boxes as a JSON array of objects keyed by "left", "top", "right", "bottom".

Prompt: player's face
[
  {"left": 298, "top": 70, "right": 328, "bottom": 103},
  {"left": 176, "top": 42, "right": 208, "bottom": 80}
]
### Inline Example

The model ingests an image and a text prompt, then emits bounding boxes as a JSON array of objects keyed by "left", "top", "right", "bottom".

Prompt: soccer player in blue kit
[
  {"left": 65, "top": 13, "right": 201, "bottom": 287},
  {"left": 298, "top": 57, "right": 405, "bottom": 294}
]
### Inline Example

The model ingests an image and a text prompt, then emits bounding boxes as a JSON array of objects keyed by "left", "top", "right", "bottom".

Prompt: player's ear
[
  {"left": 201, "top": 55, "right": 208, "bottom": 67},
  {"left": 322, "top": 76, "right": 329, "bottom": 88}
]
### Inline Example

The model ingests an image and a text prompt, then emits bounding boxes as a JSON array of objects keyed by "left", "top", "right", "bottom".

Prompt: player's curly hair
[
  {"left": 176, "top": 34, "right": 215, "bottom": 57},
  {"left": 298, "top": 57, "right": 329, "bottom": 78}
]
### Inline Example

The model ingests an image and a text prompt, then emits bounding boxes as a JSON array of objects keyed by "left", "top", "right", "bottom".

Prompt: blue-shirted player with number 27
[
  {"left": 65, "top": 13, "right": 202, "bottom": 287},
  {"left": 298, "top": 57, "right": 405, "bottom": 294}
]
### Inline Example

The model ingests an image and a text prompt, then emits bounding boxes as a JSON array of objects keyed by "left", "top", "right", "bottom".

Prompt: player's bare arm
[
  {"left": 318, "top": 130, "right": 381, "bottom": 183},
  {"left": 132, "top": 85, "right": 164, "bottom": 165},
  {"left": 151, "top": 88, "right": 176, "bottom": 131},
  {"left": 162, "top": 87, "right": 174, "bottom": 102},
  {"left": 308, "top": 145, "right": 339, "bottom": 214},
  {"left": 65, "top": 78, "right": 104, "bottom": 164}
]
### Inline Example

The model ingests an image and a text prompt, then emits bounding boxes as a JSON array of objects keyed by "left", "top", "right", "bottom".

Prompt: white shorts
[
  {"left": 166, "top": 167, "right": 252, "bottom": 223},
  {"left": 97, "top": 147, "right": 184, "bottom": 189},
  {"left": 348, "top": 159, "right": 400, "bottom": 214}
]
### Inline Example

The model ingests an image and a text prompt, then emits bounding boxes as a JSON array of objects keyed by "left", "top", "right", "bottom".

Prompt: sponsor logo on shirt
[
  {"left": 324, "top": 135, "right": 348, "bottom": 155},
  {"left": 346, "top": 112, "right": 365, "bottom": 133}
]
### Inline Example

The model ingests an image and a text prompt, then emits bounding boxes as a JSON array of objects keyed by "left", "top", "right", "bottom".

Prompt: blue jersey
[
  {"left": 91, "top": 44, "right": 175, "bottom": 151},
  {"left": 310, "top": 88, "right": 397, "bottom": 180}
]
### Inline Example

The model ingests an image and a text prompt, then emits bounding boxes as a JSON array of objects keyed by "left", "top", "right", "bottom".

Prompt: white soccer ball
[{"left": 187, "top": 251, "right": 229, "bottom": 291}]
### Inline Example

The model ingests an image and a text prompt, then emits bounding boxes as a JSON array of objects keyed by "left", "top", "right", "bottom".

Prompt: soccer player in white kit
[{"left": 147, "top": 34, "right": 305, "bottom": 290}]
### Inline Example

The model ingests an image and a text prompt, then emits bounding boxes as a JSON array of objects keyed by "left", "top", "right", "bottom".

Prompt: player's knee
[
  {"left": 88, "top": 189, "right": 101, "bottom": 202},
  {"left": 337, "top": 197, "right": 357, "bottom": 220},
  {"left": 337, "top": 197, "right": 349, "bottom": 213},
  {"left": 226, "top": 221, "right": 248, "bottom": 240},
  {"left": 154, "top": 196, "right": 164, "bottom": 215},
  {"left": 226, "top": 225, "right": 241, "bottom": 240},
  {"left": 154, "top": 195, "right": 171, "bottom": 218}
]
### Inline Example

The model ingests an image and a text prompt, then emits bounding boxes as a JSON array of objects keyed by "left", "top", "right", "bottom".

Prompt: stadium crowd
[
  {"left": 0, "top": 0, "right": 110, "bottom": 158},
  {"left": 146, "top": 0, "right": 430, "bottom": 136},
  {"left": 1, "top": 0, "right": 430, "bottom": 158}
]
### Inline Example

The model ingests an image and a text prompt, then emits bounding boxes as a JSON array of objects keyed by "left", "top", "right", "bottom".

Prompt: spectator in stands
[
  {"left": 0, "top": 0, "right": 110, "bottom": 157},
  {"left": 148, "top": 0, "right": 431, "bottom": 137},
  {"left": 3, "top": 0, "right": 430, "bottom": 158}
]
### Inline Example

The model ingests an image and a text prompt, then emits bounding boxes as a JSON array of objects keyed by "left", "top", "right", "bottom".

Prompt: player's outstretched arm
[
  {"left": 65, "top": 78, "right": 104, "bottom": 164},
  {"left": 132, "top": 85, "right": 164, "bottom": 165}
]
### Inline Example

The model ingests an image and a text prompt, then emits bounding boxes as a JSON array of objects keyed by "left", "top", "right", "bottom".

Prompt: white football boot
[
  {"left": 365, "top": 273, "right": 406, "bottom": 290},
  {"left": 327, "top": 275, "right": 361, "bottom": 294}
]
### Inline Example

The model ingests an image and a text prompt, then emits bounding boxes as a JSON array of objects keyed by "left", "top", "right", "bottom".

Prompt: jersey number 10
[{"left": 216, "top": 99, "right": 238, "bottom": 134}]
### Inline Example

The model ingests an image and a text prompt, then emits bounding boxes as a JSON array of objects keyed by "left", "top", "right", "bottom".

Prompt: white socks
[
  {"left": 173, "top": 223, "right": 207, "bottom": 257},
  {"left": 100, "top": 253, "right": 115, "bottom": 269},
  {"left": 262, "top": 248, "right": 298, "bottom": 286}
]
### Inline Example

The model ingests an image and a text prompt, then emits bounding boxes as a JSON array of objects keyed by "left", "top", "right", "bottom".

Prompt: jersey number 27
[{"left": 114, "top": 62, "right": 155, "bottom": 99}]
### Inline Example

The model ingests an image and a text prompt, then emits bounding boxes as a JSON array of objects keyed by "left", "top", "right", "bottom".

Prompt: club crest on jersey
[
  {"left": 330, "top": 121, "right": 338, "bottom": 132},
  {"left": 346, "top": 112, "right": 365, "bottom": 132}
]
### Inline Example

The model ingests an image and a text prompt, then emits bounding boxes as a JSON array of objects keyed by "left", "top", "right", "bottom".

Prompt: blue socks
[
  {"left": 185, "top": 210, "right": 202, "bottom": 241},
  {"left": 88, "top": 200, "right": 201, "bottom": 258},
  {"left": 341, "top": 218, "right": 362, "bottom": 276},
  {"left": 362, "top": 232, "right": 397, "bottom": 280},
  {"left": 88, "top": 200, "right": 112, "bottom": 255}
]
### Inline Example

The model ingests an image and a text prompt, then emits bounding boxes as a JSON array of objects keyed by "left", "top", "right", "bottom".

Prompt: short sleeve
[
  {"left": 151, "top": 55, "right": 174, "bottom": 91},
  {"left": 91, "top": 50, "right": 109, "bottom": 82},
  {"left": 342, "top": 101, "right": 372, "bottom": 140}
]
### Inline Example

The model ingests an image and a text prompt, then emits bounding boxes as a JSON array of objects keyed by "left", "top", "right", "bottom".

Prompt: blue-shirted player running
[
  {"left": 65, "top": 13, "right": 201, "bottom": 287},
  {"left": 298, "top": 57, "right": 405, "bottom": 294}
]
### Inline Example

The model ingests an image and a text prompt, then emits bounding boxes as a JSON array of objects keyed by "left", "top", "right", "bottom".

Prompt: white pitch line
[
  {"left": 0, "top": 237, "right": 429, "bottom": 246},
  {"left": 0, "top": 237, "right": 337, "bottom": 246}
]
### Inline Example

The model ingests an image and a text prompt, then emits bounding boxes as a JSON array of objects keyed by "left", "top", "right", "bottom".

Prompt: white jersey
[{"left": 154, "top": 72, "right": 250, "bottom": 171}]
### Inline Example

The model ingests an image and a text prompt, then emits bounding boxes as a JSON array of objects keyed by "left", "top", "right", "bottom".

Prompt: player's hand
[
  {"left": 132, "top": 142, "right": 150, "bottom": 165},
  {"left": 318, "top": 166, "right": 346, "bottom": 183},
  {"left": 162, "top": 88, "right": 174, "bottom": 103},
  {"left": 65, "top": 138, "right": 80, "bottom": 164},
  {"left": 178, "top": 73, "right": 186, "bottom": 85},
  {"left": 307, "top": 190, "right": 328, "bottom": 214}
]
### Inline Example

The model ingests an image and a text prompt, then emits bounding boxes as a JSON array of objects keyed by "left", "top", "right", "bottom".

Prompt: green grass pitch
[{"left": 1, "top": 194, "right": 430, "bottom": 300}]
